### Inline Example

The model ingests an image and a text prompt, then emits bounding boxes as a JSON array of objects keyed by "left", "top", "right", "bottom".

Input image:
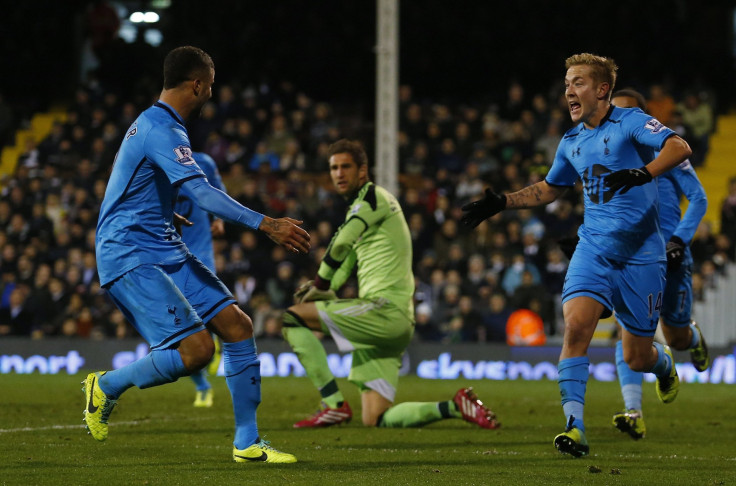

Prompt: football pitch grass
[{"left": 1, "top": 373, "right": 733, "bottom": 485}]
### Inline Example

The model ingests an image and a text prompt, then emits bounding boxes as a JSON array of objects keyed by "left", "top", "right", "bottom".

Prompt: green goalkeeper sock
[
  {"left": 282, "top": 312, "right": 344, "bottom": 407},
  {"left": 379, "top": 400, "right": 459, "bottom": 428}
]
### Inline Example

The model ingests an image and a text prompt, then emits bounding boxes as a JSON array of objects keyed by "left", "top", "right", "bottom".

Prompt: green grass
[{"left": 0, "top": 373, "right": 733, "bottom": 485}]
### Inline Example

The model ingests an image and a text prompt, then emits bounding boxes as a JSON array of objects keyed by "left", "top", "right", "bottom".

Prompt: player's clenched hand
[
  {"left": 666, "top": 235, "right": 686, "bottom": 272},
  {"left": 260, "top": 216, "right": 311, "bottom": 254},
  {"left": 604, "top": 167, "right": 652, "bottom": 195},
  {"left": 460, "top": 189, "right": 507, "bottom": 228},
  {"left": 293, "top": 280, "right": 336, "bottom": 304}
]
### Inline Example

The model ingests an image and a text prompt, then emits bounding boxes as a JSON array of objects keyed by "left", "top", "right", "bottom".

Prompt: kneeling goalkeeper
[{"left": 282, "top": 139, "right": 499, "bottom": 430}]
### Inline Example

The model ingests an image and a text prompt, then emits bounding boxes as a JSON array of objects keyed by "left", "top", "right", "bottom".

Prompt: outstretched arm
[
  {"left": 505, "top": 181, "right": 566, "bottom": 209},
  {"left": 181, "top": 177, "right": 310, "bottom": 254},
  {"left": 461, "top": 181, "right": 565, "bottom": 228}
]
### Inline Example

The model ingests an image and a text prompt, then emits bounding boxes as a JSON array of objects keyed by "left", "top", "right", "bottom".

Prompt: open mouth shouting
[{"left": 569, "top": 101, "right": 581, "bottom": 116}]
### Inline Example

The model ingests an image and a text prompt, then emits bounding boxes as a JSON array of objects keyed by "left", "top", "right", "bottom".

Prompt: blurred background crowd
[{"left": 1, "top": 75, "right": 733, "bottom": 345}]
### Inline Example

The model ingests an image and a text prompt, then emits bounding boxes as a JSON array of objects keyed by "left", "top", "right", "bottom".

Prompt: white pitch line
[
  {"left": 0, "top": 414, "right": 223, "bottom": 435},
  {"left": 0, "top": 419, "right": 150, "bottom": 434}
]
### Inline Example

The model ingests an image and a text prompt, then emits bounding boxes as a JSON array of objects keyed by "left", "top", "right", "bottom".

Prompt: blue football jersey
[
  {"left": 546, "top": 106, "right": 675, "bottom": 263},
  {"left": 175, "top": 152, "right": 224, "bottom": 271},
  {"left": 96, "top": 101, "right": 206, "bottom": 285},
  {"left": 657, "top": 159, "right": 707, "bottom": 266}
]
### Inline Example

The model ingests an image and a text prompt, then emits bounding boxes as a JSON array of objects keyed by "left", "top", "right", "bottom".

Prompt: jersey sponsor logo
[
  {"left": 173, "top": 146, "right": 196, "bottom": 165},
  {"left": 644, "top": 118, "right": 665, "bottom": 134},
  {"left": 349, "top": 203, "right": 362, "bottom": 215},
  {"left": 125, "top": 125, "right": 137, "bottom": 140},
  {"left": 582, "top": 164, "right": 616, "bottom": 204},
  {"left": 571, "top": 147, "right": 581, "bottom": 158}
]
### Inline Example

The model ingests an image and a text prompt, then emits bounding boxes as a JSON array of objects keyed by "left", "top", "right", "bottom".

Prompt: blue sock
[
  {"left": 558, "top": 356, "right": 589, "bottom": 432},
  {"left": 615, "top": 340, "right": 643, "bottom": 410},
  {"left": 99, "top": 348, "right": 188, "bottom": 399},
  {"left": 223, "top": 338, "right": 261, "bottom": 449},
  {"left": 689, "top": 323, "right": 700, "bottom": 349},
  {"left": 190, "top": 368, "right": 211, "bottom": 392},
  {"left": 650, "top": 342, "right": 673, "bottom": 378}
]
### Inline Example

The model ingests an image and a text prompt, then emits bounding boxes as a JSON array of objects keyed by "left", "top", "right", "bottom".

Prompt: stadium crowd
[{"left": 0, "top": 77, "right": 733, "bottom": 343}]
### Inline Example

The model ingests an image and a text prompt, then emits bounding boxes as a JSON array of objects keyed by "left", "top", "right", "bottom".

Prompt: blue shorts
[
  {"left": 660, "top": 262, "right": 693, "bottom": 327},
  {"left": 562, "top": 248, "right": 666, "bottom": 337},
  {"left": 106, "top": 255, "right": 236, "bottom": 350}
]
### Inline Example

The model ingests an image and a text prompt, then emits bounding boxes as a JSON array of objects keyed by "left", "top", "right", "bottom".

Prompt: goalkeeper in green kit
[{"left": 282, "top": 139, "right": 499, "bottom": 429}]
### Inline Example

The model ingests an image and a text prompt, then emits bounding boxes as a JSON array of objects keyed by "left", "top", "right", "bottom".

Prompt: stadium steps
[
  {"left": 0, "top": 110, "right": 67, "bottom": 178},
  {"left": 692, "top": 115, "right": 736, "bottom": 234}
]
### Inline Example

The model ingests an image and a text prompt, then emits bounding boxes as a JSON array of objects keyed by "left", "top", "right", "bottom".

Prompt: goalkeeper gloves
[
  {"left": 604, "top": 167, "right": 653, "bottom": 195},
  {"left": 666, "top": 235, "right": 686, "bottom": 272},
  {"left": 293, "top": 279, "right": 337, "bottom": 304},
  {"left": 461, "top": 189, "right": 507, "bottom": 228}
]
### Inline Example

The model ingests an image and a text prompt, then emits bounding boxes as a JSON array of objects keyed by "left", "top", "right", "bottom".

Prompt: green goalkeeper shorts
[{"left": 315, "top": 297, "right": 414, "bottom": 402}]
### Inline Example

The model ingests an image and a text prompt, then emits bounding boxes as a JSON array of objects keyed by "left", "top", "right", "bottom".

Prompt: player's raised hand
[
  {"left": 260, "top": 216, "right": 311, "bottom": 254},
  {"left": 461, "top": 188, "right": 507, "bottom": 228},
  {"left": 604, "top": 167, "right": 653, "bottom": 195}
]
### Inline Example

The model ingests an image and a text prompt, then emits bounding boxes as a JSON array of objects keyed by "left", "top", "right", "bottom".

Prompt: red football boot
[
  {"left": 453, "top": 387, "right": 500, "bottom": 429},
  {"left": 293, "top": 401, "right": 353, "bottom": 428}
]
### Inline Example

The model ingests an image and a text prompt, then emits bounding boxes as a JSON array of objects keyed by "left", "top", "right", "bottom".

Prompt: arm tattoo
[
  {"left": 506, "top": 184, "right": 546, "bottom": 209},
  {"left": 263, "top": 218, "right": 282, "bottom": 232}
]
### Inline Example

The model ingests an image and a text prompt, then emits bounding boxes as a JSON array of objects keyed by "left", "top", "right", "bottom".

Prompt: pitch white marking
[{"left": 0, "top": 419, "right": 152, "bottom": 434}]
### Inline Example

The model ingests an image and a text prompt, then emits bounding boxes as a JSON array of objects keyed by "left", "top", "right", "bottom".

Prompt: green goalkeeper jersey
[{"left": 317, "top": 182, "right": 415, "bottom": 319}]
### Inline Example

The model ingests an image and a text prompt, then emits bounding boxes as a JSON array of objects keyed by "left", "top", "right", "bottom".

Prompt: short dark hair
[
  {"left": 327, "top": 139, "right": 368, "bottom": 167},
  {"left": 612, "top": 88, "right": 647, "bottom": 111},
  {"left": 163, "top": 46, "right": 214, "bottom": 90}
]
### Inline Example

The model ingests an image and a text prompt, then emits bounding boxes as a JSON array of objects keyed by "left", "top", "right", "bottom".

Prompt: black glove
[
  {"left": 461, "top": 189, "right": 507, "bottom": 228},
  {"left": 604, "top": 167, "right": 653, "bottom": 195},
  {"left": 666, "top": 235, "right": 686, "bottom": 272},
  {"left": 557, "top": 235, "right": 580, "bottom": 260}
]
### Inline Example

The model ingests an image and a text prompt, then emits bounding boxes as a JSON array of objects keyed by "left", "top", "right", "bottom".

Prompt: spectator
[
  {"left": 265, "top": 114, "right": 295, "bottom": 156},
  {"left": 483, "top": 293, "right": 511, "bottom": 343},
  {"left": 0, "top": 287, "right": 33, "bottom": 336},
  {"left": 402, "top": 142, "right": 432, "bottom": 177},
  {"left": 677, "top": 93, "right": 714, "bottom": 166},
  {"left": 510, "top": 270, "right": 554, "bottom": 333},
  {"left": 455, "top": 162, "right": 484, "bottom": 202},
  {"left": 414, "top": 302, "right": 442, "bottom": 342},
  {"left": 265, "top": 261, "right": 297, "bottom": 309},
  {"left": 249, "top": 141, "right": 280, "bottom": 172},
  {"left": 454, "top": 295, "right": 485, "bottom": 342},
  {"left": 646, "top": 84, "right": 676, "bottom": 126},
  {"left": 501, "top": 253, "right": 541, "bottom": 296},
  {"left": 258, "top": 311, "right": 284, "bottom": 340}
]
